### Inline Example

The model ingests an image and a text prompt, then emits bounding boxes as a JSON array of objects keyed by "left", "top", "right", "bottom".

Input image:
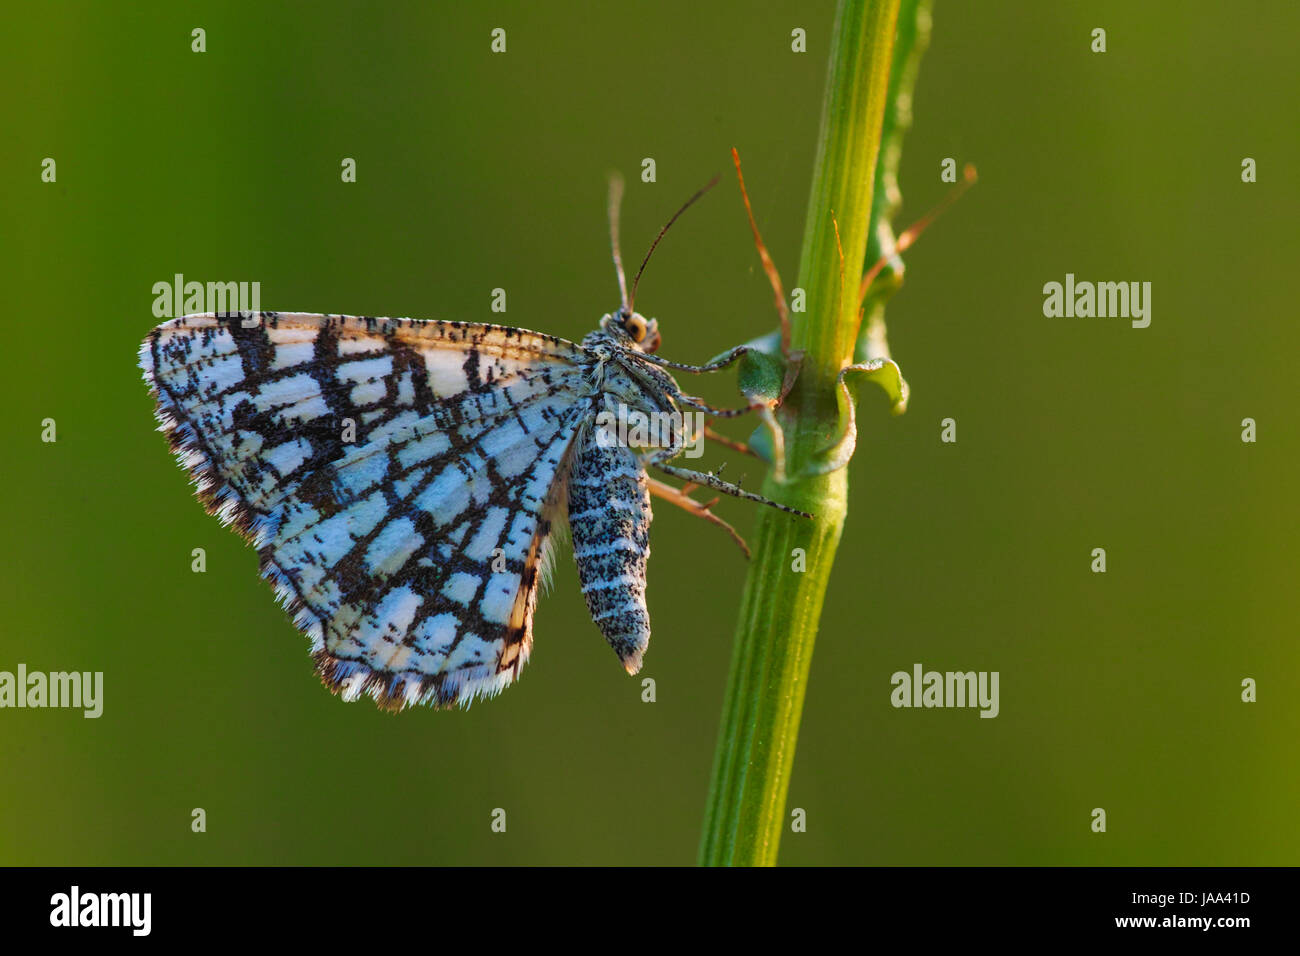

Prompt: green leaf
[
  {"left": 804, "top": 358, "right": 909, "bottom": 477},
  {"left": 735, "top": 346, "right": 786, "bottom": 406}
]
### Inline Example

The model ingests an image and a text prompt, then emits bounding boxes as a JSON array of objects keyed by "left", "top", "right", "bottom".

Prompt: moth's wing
[
  {"left": 139, "top": 312, "right": 587, "bottom": 533},
  {"left": 140, "top": 312, "right": 589, "bottom": 708},
  {"left": 279, "top": 408, "right": 581, "bottom": 711}
]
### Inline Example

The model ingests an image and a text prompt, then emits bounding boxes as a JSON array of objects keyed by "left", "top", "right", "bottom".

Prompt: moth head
[{"left": 603, "top": 308, "right": 661, "bottom": 353}]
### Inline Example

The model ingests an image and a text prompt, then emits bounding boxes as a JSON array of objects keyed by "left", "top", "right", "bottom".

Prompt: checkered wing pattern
[{"left": 140, "top": 313, "right": 587, "bottom": 709}]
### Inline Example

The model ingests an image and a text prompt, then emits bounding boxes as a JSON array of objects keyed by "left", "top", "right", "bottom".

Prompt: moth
[{"left": 139, "top": 176, "right": 804, "bottom": 710}]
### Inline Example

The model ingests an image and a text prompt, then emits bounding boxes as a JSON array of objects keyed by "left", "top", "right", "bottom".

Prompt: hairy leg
[
  {"left": 650, "top": 460, "right": 810, "bottom": 518},
  {"left": 633, "top": 344, "right": 751, "bottom": 375},
  {"left": 647, "top": 477, "right": 750, "bottom": 558}
]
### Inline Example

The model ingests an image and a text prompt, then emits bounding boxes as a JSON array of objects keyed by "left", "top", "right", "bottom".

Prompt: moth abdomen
[{"left": 567, "top": 432, "right": 652, "bottom": 672}]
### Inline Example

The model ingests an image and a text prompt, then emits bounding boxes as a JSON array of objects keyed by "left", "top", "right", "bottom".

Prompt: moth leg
[
  {"left": 651, "top": 373, "right": 787, "bottom": 480},
  {"left": 637, "top": 366, "right": 769, "bottom": 419},
  {"left": 704, "top": 425, "right": 760, "bottom": 459},
  {"left": 634, "top": 344, "right": 751, "bottom": 375},
  {"left": 647, "top": 477, "right": 750, "bottom": 558},
  {"left": 639, "top": 409, "right": 751, "bottom": 465},
  {"left": 626, "top": 347, "right": 773, "bottom": 417},
  {"left": 650, "top": 460, "right": 811, "bottom": 518},
  {"left": 674, "top": 392, "right": 767, "bottom": 419}
]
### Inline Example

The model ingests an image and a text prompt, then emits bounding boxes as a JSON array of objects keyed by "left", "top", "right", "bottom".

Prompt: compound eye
[{"left": 624, "top": 314, "right": 647, "bottom": 342}]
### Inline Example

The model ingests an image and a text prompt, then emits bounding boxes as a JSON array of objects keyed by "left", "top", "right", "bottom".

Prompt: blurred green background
[{"left": 2, "top": 0, "right": 1296, "bottom": 865}]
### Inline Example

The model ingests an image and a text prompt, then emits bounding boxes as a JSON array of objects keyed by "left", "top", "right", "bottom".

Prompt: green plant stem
[{"left": 699, "top": 0, "right": 901, "bottom": 866}]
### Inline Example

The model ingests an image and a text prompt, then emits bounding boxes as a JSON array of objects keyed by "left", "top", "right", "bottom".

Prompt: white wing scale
[{"left": 140, "top": 312, "right": 590, "bottom": 708}]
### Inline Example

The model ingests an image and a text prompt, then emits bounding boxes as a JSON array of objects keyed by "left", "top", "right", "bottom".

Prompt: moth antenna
[
  {"left": 731, "top": 148, "right": 791, "bottom": 357},
  {"left": 628, "top": 174, "right": 720, "bottom": 313},
  {"left": 608, "top": 172, "right": 630, "bottom": 313},
  {"left": 858, "top": 163, "right": 978, "bottom": 304}
]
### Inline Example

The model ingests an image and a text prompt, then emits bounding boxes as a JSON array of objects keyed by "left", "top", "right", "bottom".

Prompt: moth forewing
[{"left": 142, "top": 312, "right": 590, "bottom": 710}]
